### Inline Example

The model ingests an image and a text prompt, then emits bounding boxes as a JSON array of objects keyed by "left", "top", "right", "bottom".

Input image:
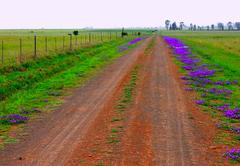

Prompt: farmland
[
  {"left": 0, "top": 29, "right": 151, "bottom": 65},
  {"left": 161, "top": 30, "right": 240, "bottom": 164}
]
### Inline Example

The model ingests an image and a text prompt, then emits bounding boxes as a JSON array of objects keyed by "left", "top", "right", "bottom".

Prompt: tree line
[{"left": 165, "top": 20, "right": 240, "bottom": 31}]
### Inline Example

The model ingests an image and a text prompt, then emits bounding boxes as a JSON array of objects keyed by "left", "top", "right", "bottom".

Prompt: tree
[
  {"left": 165, "top": 20, "right": 170, "bottom": 30},
  {"left": 193, "top": 25, "right": 196, "bottom": 30},
  {"left": 190, "top": 23, "right": 193, "bottom": 30},
  {"left": 172, "top": 22, "right": 177, "bottom": 30},
  {"left": 169, "top": 24, "right": 172, "bottom": 30},
  {"left": 180, "top": 22, "right": 184, "bottom": 30},
  {"left": 235, "top": 22, "right": 240, "bottom": 30},
  {"left": 73, "top": 31, "right": 79, "bottom": 36},
  {"left": 218, "top": 22, "right": 224, "bottom": 30},
  {"left": 227, "top": 22, "right": 233, "bottom": 30},
  {"left": 207, "top": 25, "right": 210, "bottom": 30},
  {"left": 211, "top": 24, "right": 215, "bottom": 30},
  {"left": 197, "top": 26, "right": 200, "bottom": 30}
]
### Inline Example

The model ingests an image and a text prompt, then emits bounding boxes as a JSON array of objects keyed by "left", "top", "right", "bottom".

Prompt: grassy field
[
  {"left": 161, "top": 31, "right": 240, "bottom": 79},
  {"left": 161, "top": 30, "right": 240, "bottom": 163},
  {"left": 0, "top": 29, "right": 152, "bottom": 65},
  {"left": 0, "top": 33, "right": 149, "bottom": 148}
]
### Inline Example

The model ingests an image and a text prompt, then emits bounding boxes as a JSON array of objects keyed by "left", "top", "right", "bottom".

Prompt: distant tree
[
  {"left": 197, "top": 26, "right": 200, "bottom": 30},
  {"left": 73, "top": 31, "right": 79, "bottom": 36},
  {"left": 211, "top": 24, "right": 215, "bottom": 30},
  {"left": 235, "top": 22, "right": 240, "bottom": 30},
  {"left": 218, "top": 22, "right": 224, "bottom": 30},
  {"left": 165, "top": 20, "right": 171, "bottom": 30},
  {"left": 202, "top": 26, "right": 204, "bottom": 30},
  {"left": 227, "top": 22, "right": 233, "bottom": 30},
  {"left": 180, "top": 22, "right": 184, "bottom": 30},
  {"left": 172, "top": 22, "right": 177, "bottom": 30},
  {"left": 207, "top": 25, "right": 210, "bottom": 30},
  {"left": 190, "top": 23, "right": 193, "bottom": 30},
  {"left": 193, "top": 25, "right": 196, "bottom": 30},
  {"left": 169, "top": 24, "right": 172, "bottom": 30}
]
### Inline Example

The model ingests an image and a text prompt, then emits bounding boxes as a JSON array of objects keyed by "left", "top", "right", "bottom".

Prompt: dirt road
[
  {"left": 0, "top": 34, "right": 219, "bottom": 166},
  {"left": 65, "top": 35, "right": 217, "bottom": 166}
]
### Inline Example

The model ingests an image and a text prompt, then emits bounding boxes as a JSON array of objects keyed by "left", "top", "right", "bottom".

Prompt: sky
[{"left": 0, "top": 0, "right": 239, "bottom": 29}]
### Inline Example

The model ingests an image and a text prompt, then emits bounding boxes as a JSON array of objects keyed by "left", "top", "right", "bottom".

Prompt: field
[
  {"left": 0, "top": 29, "right": 151, "bottom": 65},
  {"left": 161, "top": 30, "right": 240, "bottom": 164}
]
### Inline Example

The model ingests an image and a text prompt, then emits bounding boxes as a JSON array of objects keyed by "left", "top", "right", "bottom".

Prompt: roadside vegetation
[
  {"left": 0, "top": 34, "right": 149, "bottom": 148},
  {"left": 161, "top": 30, "right": 240, "bottom": 164}
]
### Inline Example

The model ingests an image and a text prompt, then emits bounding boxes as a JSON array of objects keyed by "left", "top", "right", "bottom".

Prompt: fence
[{"left": 0, "top": 31, "right": 140, "bottom": 66}]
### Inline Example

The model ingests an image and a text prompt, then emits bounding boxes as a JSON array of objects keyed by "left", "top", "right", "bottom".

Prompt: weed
[
  {"left": 111, "top": 129, "right": 118, "bottom": 133},
  {"left": 110, "top": 118, "right": 121, "bottom": 122},
  {"left": 16, "top": 133, "right": 29, "bottom": 136}
]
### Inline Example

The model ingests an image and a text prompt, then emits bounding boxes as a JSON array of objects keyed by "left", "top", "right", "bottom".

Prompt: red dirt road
[{"left": 0, "top": 34, "right": 222, "bottom": 166}]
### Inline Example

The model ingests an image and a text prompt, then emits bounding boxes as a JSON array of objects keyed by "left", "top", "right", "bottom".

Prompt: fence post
[
  {"left": 20, "top": 39, "right": 22, "bottom": 64},
  {"left": 110, "top": 32, "right": 111, "bottom": 40},
  {"left": 63, "top": 36, "right": 65, "bottom": 50},
  {"left": 101, "top": 32, "right": 103, "bottom": 42},
  {"left": 45, "top": 37, "right": 47, "bottom": 54},
  {"left": 55, "top": 37, "right": 57, "bottom": 51},
  {"left": 2, "top": 41, "right": 3, "bottom": 65},
  {"left": 81, "top": 35, "right": 82, "bottom": 46},
  {"left": 76, "top": 35, "right": 77, "bottom": 46},
  {"left": 34, "top": 36, "right": 37, "bottom": 60},
  {"left": 98, "top": 33, "right": 100, "bottom": 43},
  {"left": 70, "top": 34, "right": 72, "bottom": 50},
  {"left": 89, "top": 33, "right": 91, "bottom": 44},
  {"left": 85, "top": 34, "right": 87, "bottom": 44}
]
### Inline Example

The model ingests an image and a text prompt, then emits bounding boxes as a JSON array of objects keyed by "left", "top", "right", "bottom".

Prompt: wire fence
[{"left": 0, "top": 32, "right": 140, "bottom": 66}]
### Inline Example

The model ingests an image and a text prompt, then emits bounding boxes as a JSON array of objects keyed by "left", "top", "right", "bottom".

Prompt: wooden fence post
[
  {"left": 70, "top": 35, "right": 72, "bottom": 50},
  {"left": 2, "top": 41, "right": 3, "bottom": 65},
  {"left": 81, "top": 35, "right": 82, "bottom": 45},
  {"left": 34, "top": 36, "right": 37, "bottom": 60},
  {"left": 63, "top": 36, "right": 65, "bottom": 50},
  {"left": 76, "top": 35, "right": 78, "bottom": 46},
  {"left": 89, "top": 33, "right": 91, "bottom": 43},
  {"left": 55, "top": 37, "right": 57, "bottom": 51},
  {"left": 45, "top": 37, "right": 47, "bottom": 54},
  {"left": 20, "top": 39, "right": 22, "bottom": 63}
]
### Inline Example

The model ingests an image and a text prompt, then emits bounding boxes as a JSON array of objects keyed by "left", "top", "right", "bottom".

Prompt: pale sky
[{"left": 0, "top": 0, "right": 239, "bottom": 29}]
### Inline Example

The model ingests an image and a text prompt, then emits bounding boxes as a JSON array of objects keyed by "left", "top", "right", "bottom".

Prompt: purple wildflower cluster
[
  {"left": 164, "top": 36, "right": 237, "bottom": 101},
  {"left": 194, "top": 100, "right": 205, "bottom": 105},
  {"left": 1, "top": 114, "right": 29, "bottom": 124},
  {"left": 46, "top": 91, "right": 60, "bottom": 96},
  {"left": 212, "top": 104, "right": 240, "bottom": 119},
  {"left": 223, "top": 149, "right": 240, "bottom": 161},
  {"left": 117, "top": 36, "right": 148, "bottom": 52},
  {"left": 215, "top": 123, "right": 240, "bottom": 133},
  {"left": 20, "top": 107, "right": 41, "bottom": 114},
  {"left": 164, "top": 36, "right": 240, "bottom": 162}
]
